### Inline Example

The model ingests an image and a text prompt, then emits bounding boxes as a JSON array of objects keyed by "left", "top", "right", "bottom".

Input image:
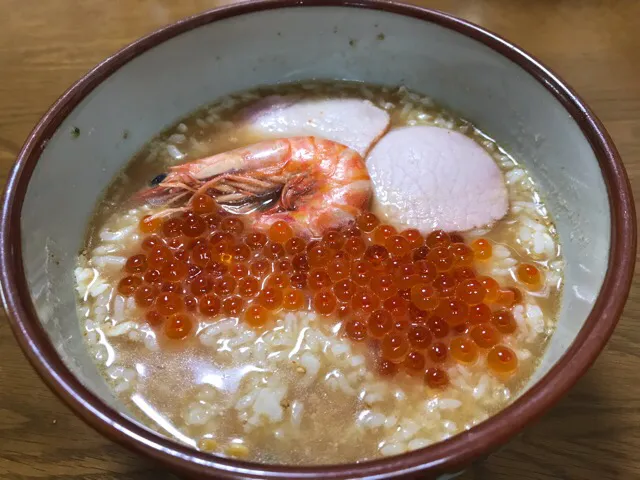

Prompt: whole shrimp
[{"left": 135, "top": 137, "right": 372, "bottom": 237}]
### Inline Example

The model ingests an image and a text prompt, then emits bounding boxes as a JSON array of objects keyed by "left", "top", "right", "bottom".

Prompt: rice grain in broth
[{"left": 75, "top": 82, "right": 563, "bottom": 464}]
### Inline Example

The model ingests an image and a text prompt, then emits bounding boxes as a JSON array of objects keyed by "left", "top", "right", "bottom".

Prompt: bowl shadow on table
[{"left": 463, "top": 353, "right": 630, "bottom": 480}]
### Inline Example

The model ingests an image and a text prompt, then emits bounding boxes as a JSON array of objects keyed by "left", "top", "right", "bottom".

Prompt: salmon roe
[{"left": 118, "top": 200, "right": 528, "bottom": 385}]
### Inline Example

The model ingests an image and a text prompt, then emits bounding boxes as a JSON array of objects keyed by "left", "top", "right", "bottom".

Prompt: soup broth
[{"left": 75, "top": 82, "right": 563, "bottom": 464}]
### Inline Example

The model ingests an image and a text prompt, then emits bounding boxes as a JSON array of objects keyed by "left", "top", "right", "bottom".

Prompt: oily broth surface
[{"left": 80, "top": 81, "right": 563, "bottom": 464}]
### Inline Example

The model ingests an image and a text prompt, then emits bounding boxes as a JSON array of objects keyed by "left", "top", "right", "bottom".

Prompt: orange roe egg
[
  {"left": 517, "top": 263, "right": 543, "bottom": 288},
  {"left": 250, "top": 259, "right": 271, "bottom": 278},
  {"left": 470, "top": 324, "right": 501, "bottom": 348},
  {"left": 456, "top": 278, "right": 487, "bottom": 305},
  {"left": 428, "top": 342, "right": 448, "bottom": 363},
  {"left": 449, "top": 243, "right": 474, "bottom": 266},
  {"left": 383, "top": 295, "right": 409, "bottom": 318},
  {"left": 140, "top": 215, "right": 162, "bottom": 234},
  {"left": 373, "top": 224, "right": 397, "bottom": 245},
  {"left": 182, "top": 214, "right": 206, "bottom": 237},
  {"left": 404, "top": 351, "right": 426, "bottom": 373},
  {"left": 435, "top": 299, "right": 468, "bottom": 326},
  {"left": 156, "top": 292, "right": 184, "bottom": 315},
  {"left": 210, "top": 232, "right": 234, "bottom": 255},
  {"left": 191, "top": 244, "right": 211, "bottom": 267},
  {"left": 308, "top": 269, "right": 332, "bottom": 291},
  {"left": 282, "top": 288, "right": 305, "bottom": 310},
  {"left": 161, "top": 282, "right": 180, "bottom": 293},
  {"left": 289, "top": 272, "right": 308, "bottom": 290},
  {"left": 409, "top": 304, "right": 429, "bottom": 324},
  {"left": 184, "top": 295, "right": 198, "bottom": 312},
  {"left": 385, "top": 235, "right": 411, "bottom": 257},
  {"left": 231, "top": 243, "right": 251, "bottom": 262},
  {"left": 245, "top": 232, "right": 268, "bottom": 250},
  {"left": 344, "top": 236, "right": 366, "bottom": 258},
  {"left": 352, "top": 289, "right": 381, "bottom": 314},
  {"left": 229, "top": 262, "right": 249, "bottom": 279},
  {"left": 427, "top": 317, "right": 450, "bottom": 339},
  {"left": 487, "top": 345, "right": 518, "bottom": 375},
  {"left": 333, "top": 279, "right": 357, "bottom": 301},
  {"left": 162, "top": 217, "right": 184, "bottom": 238},
  {"left": 222, "top": 295, "right": 245, "bottom": 316},
  {"left": 342, "top": 225, "right": 362, "bottom": 237},
  {"left": 336, "top": 303, "right": 351, "bottom": 318},
  {"left": 323, "top": 230, "right": 344, "bottom": 250},
  {"left": 378, "top": 359, "right": 399, "bottom": 377},
  {"left": 345, "top": 319, "right": 367, "bottom": 341},
  {"left": 495, "top": 289, "right": 516, "bottom": 308},
  {"left": 245, "top": 304, "right": 269, "bottom": 327},
  {"left": 166, "top": 235, "right": 186, "bottom": 250},
  {"left": 327, "top": 257, "right": 350, "bottom": 281},
  {"left": 199, "top": 294, "right": 221, "bottom": 316},
  {"left": 433, "top": 273, "right": 457, "bottom": 297},
  {"left": 371, "top": 274, "right": 397, "bottom": 300},
  {"left": 203, "top": 213, "right": 221, "bottom": 230},
  {"left": 357, "top": 212, "right": 380, "bottom": 232},
  {"left": 478, "top": 276, "right": 499, "bottom": 303},
  {"left": 238, "top": 277, "right": 260, "bottom": 297},
  {"left": 275, "top": 259, "right": 292, "bottom": 273},
  {"left": 191, "top": 193, "right": 215, "bottom": 214},
  {"left": 141, "top": 235, "right": 164, "bottom": 252},
  {"left": 408, "top": 325, "right": 431, "bottom": 349},
  {"left": 471, "top": 238, "right": 492, "bottom": 260},
  {"left": 468, "top": 303, "right": 491, "bottom": 324},
  {"left": 147, "top": 245, "right": 172, "bottom": 269},
  {"left": 313, "top": 289, "right": 337, "bottom": 315},
  {"left": 368, "top": 310, "right": 393, "bottom": 338},
  {"left": 263, "top": 242, "right": 285, "bottom": 260},
  {"left": 291, "top": 253, "right": 310, "bottom": 272},
  {"left": 381, "top": 333, "right": 409, "bottom": 363},
  {"left": 351, "top": 260, "right": 372, "bottom": 285},
  {"left": 118, "top": 275, "right": 142, "bottom": 296},
  {"left": 214, "top": 275, "right": 236, "bottom": 296},
  {"left": 410, "top": 284, "right": 439, "bottom": 311},
  {"left": 134, "top": 284, "right": 158, "bottom": 307},
  {"left": 401, "top": 229, "right": 424, "bottom": 248},
  {"left": 452, "top": 267, "right": 475, "bottom": 282},
  {"left": 145, "top": 310, "right": 163, "bottom": 326},
  {"left": 414, "top": 260, "right": 437, "bottom": 284},
  {"left": 426, "top": 230, "right": 450, "bottom": 248},
  {"left": 365, "top": 244, "right": 389, "bottom": 266},
  {"left": 425, "top": 368, "right": 449, "bottom": 389},
  {"left": 307, "top": 244, "right": 331, "bottom": 268},
  {"left": 164, "top": 313, "right": 193, "bottom": 340},
  {"left": 412, "top": 246, "right": 430, "bottom": 261},
  {"left": 220, "top": 217, "right": 244, "bottom": 235},
  {"left": 266, "top": 272, "right": 290, "bottom": 289},
  {"left": 258, "top": 287, "right": 283, "bottom": 310},
  {"left": 449, "top": 337, "right": 479, "bottom": 364},
  {"left": 491, "top": 309, "right": 517, "bottom": 334},
  {"left": 427, "top": 246, "right": 454, "bottom": 272},
  {"left": 190, "top": 274, "right": 214, "bottom": 297},
  {"left": 285, "top": 236, "right": 306, "bottom": 255},
  {"left": 268, "top": 220, "right": 294, "bottom": 244}
]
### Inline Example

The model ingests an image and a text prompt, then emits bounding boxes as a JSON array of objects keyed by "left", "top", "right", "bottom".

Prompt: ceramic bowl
[{"left": 1, "top": 1, "right": 635, "bottom": 479}]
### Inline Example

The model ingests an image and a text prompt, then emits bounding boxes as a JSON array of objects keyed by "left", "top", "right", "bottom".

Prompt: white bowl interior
[{"left": 20, "top": 6, "right": 609, "bottom": 418}]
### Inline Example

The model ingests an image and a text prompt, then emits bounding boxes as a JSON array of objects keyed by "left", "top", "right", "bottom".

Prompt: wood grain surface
[{"left": 0, "top": 1, "right": 638, "bottom": 479}]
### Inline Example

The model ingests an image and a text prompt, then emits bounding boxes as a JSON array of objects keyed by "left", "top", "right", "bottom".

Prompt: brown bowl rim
[{"left": 0, "top": 0, "right": 636, "bottom": 478}]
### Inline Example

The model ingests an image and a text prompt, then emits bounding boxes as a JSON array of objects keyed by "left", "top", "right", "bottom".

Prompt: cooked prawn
[{"left": 135, "top": 137, "right": 372, "bottom": 237}]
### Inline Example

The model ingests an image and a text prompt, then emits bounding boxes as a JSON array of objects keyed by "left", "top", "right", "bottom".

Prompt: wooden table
[{"left": 0, "top": 1, "right": 638, "bottom": 479}]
